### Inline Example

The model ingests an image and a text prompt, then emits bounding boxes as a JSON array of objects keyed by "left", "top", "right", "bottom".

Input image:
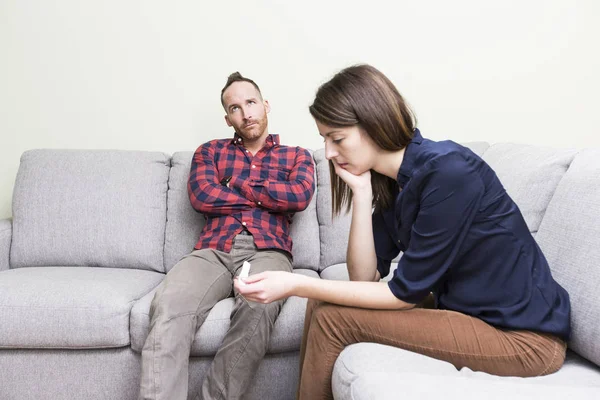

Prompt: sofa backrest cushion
[
  {"left": 314, "top": 149, "right": 352, "bottom": 271},
  {"left": 163, "top": 151, "right": 206, "bottom": 272},
  {"left": 535, "top": 149, "right": 600, "bottom": 367},
  {"left": 11, "top": 150, "right": 170, "bottom": 272},
  {"left": 163, "top": 150, "right": 320, "bottom": 272},
  {"left": 461, "top": 141, "right": 490, "bottom": 158},
  {"left": 481, "top": 144, "right": 577, "bottom": 235}
]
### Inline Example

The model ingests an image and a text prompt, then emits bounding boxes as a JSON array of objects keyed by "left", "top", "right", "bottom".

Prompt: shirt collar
[
  {"left": 396, "top": 128, "right": 423, "bottom": 187},
  {"left": 231, "top": 133, "right": 280, "bottom": 149}
]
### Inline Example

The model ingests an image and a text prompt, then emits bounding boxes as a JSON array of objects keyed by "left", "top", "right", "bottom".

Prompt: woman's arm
[
  {"left": 235, "top": 271, "right": 414, "bottom": 310},
  {"left": 346, "top": 188, "right": 380, "bottom": 281},
  {"left": 332, "top": 162, "right": 380, "bottom": 282}
]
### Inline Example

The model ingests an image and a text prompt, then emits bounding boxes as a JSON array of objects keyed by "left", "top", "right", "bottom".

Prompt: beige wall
[{"left": 1, "top": 0, "right": 599, "bottom": 219}]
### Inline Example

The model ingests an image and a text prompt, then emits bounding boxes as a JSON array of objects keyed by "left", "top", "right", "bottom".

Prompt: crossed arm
[
  {"left": 187, "top": 144, "right": 315, "bottom": 216},
  {"left": 228, "top": 148, "right": 315, "bottom": 213}
]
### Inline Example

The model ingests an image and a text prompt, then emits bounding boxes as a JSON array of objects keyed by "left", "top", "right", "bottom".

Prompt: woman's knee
[{"left": 537, "top": 336, "right": 567, "bottom": 376}]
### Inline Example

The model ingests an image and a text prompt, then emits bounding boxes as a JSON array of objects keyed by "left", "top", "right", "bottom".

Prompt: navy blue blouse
[{"left": 374, "top": 129, "right": 571, "bottom": 340}]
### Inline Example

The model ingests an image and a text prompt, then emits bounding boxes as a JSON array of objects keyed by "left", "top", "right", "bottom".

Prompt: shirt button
[
  {"left": 397, "top": 240, "right": 401, "bottom": 243},
  {"left": 251, "top": 165, "right": 256, "bottom": 169},
  {"left": 238, "top": 138, "right": 242, "bottom": 142},
  {"left": 257, "top": 201, "right": 261, "bottom": 205},
  {"left": 242, "top": 222, "right": 247, "bottom": 226}
]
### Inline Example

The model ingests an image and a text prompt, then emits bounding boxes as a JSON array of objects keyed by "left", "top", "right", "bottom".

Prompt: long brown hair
[{"left": 309, "top": 64, "right": 417, "bottom": 215}]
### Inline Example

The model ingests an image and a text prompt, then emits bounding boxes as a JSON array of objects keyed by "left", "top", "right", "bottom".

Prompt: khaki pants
[
  {"left": 139, "top": 235, "right": 292, "bottom": 400},
  {"left": 298, "top": 298, "right": 567, "bottom": 400}
]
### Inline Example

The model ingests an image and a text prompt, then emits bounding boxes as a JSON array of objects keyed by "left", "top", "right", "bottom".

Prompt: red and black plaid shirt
[{"left": 188, "top": 133, "right": 315, "bottom": 256}]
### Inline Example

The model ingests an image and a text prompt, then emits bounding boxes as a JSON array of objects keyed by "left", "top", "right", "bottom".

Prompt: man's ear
[
  {"left": 264, "top": 100, "right": 271, "bottom": 114},
  {"left": 224, "top": 115, "right": 232, "bottom": 127}
]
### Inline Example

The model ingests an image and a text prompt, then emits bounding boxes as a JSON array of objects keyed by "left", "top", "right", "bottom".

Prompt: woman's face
[{"left": 316, "top": 120, "right": 378, "bottom": 175}]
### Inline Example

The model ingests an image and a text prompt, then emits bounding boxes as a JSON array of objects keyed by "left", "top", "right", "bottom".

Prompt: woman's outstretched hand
[{"left": 234, "top": 271, "right": 302, "bottom": 303}]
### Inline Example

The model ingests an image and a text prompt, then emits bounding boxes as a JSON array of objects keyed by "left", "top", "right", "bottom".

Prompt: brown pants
[{"left": 297, "top": 298, "right": 567, "bottom": 400}]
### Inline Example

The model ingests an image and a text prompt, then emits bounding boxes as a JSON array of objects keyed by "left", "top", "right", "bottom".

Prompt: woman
[{"left": 234, "top": 64, "right": 570, "bottom": 399}]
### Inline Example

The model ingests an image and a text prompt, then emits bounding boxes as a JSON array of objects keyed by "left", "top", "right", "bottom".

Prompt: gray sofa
[{"left": 1, "top": 142, "right": 599, "bottom": 400}]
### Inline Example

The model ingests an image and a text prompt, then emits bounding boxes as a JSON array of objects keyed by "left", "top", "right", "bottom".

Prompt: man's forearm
[
  {"left": 228, "top": 176, "right": 314, "bottom": 212},
  {"left": 188, "top": 178, "right": 254, "bottom": 215}
]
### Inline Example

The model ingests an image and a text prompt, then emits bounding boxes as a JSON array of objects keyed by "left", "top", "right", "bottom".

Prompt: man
[{"left": 139, "top": 72, "right": 315, "bottom": 400}]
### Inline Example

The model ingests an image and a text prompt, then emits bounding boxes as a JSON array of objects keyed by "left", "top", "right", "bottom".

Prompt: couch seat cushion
[
  {"left": 333, "top": 343, "right": 600, "bottom": 400},
  {"left": 0, "top": 267, "right": 163, "bottom": 348},
  {"left": 130, "top": 268, "right": 318, "bottom": 356}
]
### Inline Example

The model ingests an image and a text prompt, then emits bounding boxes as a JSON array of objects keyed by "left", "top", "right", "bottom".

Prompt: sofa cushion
[
  {"left": 163, "top": 152, "right": 206, "bottom": 272},
  {"left": 319, "top": 263, "right": 350, "bottom": 281},
  {"left": 287, "top": 151, "right": 320, "bottom": 271},
  {"left": 0, "top": 219, "right": 11, "bottom": 272},
  {"left": 11, "top": 150, "right": 170, "bottom": 272},
  {"left": 0, "top": 267, "right": 163, "bottom": 348},
  {"left": 320, "top": 262, "right": 397, "bottom": 282},
  {"left": 535, "top": 149, "right": 600, "bottom": 367},
  {"left": 314, "top": 149, "right": 352, "bottom": 271},
  {"left": 462, "top": 141, "right": 490, "bottom": 157},
  {"left": 164, "top": 151, "right": 320, "bottom": 272},
  {"left": 481, "top": 144, "right": 577, "bottom": 234},
  {"left": 130, "top": 268, "right": 318, "bottom": 355},
  {"left": 333, "top": 343, "right": 600, "bottom": 400},
  {"left": 0, "top": 348, "right": 141, "bottom": 400}
]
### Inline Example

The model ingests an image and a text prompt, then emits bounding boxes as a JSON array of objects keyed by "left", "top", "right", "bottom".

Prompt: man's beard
[{"left": 237, "top": 115, "right": 268, "bottom": 141}]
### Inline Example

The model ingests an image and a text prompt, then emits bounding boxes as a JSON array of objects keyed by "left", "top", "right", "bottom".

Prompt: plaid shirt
[{"left": 188, "top": 133, "right": 315, "bottom": 256}]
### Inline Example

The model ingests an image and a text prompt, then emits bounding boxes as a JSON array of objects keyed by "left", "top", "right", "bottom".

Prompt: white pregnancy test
[{"left": 238, "top": 261, "right": 251, "bottom": 285}]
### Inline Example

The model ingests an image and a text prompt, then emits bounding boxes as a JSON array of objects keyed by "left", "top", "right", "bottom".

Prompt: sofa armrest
[{"left": 0, "top": 218, "right": 12, "bottom": 271}]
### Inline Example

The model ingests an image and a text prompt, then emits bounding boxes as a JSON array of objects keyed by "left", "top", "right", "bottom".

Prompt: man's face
[{"left": 222, "top": 81, "right": 270, "bottom": 142}]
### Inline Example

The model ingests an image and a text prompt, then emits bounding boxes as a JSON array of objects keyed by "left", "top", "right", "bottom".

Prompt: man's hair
[{"left": 220, "top": 72, "right": 262, "bottom": 108}]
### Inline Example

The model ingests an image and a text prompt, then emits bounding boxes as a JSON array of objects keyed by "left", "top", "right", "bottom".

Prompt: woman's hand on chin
[{"left": 332, "top": 160, "right": 372, "bottom": 198}]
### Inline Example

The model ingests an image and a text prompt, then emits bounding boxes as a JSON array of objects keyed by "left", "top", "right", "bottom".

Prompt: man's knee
[
  {"left": 150, "top": 289, "right": 196, "bottom": 321},
  {"left": 243, "top": 297, "right": 285, "bottom": 325},
  {"left": 150, "top": 278, "right": 223, "bottom": 321}
]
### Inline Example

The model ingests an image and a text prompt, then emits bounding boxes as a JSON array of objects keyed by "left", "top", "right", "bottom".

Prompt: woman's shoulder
[{"left": 414, "top": 139, "right": 480, "bottom": 174}]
